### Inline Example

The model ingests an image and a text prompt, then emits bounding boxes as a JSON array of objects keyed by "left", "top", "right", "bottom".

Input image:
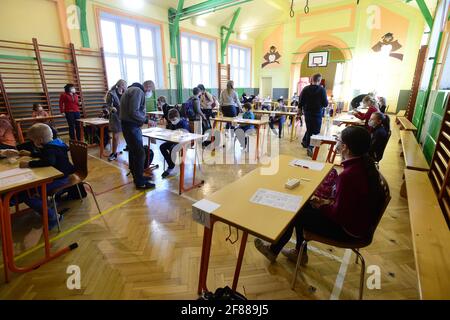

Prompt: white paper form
[
  {"left": 250, "top": 188, "right": 303, "bottom": 213},
  {"left": 0, "top": 170, "right": 36, "bottom": 188},
  {"left": 192, "top": 199, "right": 221, "bottom": 228},
  {"left": 0, "top": 168, "right": 33, "bottom": 179},
  {"left": 289, "top": 159, "right": 325, "bottom": 171}
]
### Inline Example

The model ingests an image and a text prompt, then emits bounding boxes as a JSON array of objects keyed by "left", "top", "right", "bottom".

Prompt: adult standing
[
  {"left": 219, "top": 80, "right": 241, "bottom": 129},
  {"left": 59, "top": 83, "right": 81, "bottom": 141},
  {"left": 106, "top": 79, "right": 127, "bottom": 161},
  {"left": 300, "top": 74, "right": 328, "bottom": 156},
  {"left": 120, "top": 80, "right": 155, "bottom": 190},
  {"left": 197, "top": 84, "right": 215, "bottom": 123}
]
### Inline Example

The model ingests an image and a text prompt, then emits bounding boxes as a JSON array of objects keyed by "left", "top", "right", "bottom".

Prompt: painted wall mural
[
  {"left": 262, "top": 46, "right": 281, "bottom": 68},
  {"left": 372, "top": 32, "right": 404, "bottom": 61}
]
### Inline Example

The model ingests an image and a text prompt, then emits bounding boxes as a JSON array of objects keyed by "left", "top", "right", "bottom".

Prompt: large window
[
  {"left": 228, "top": 44, "right": 251, "bottom": 88},
  {"left": 181, "top": 33, "right": 217, "bottom": 89},
  {"left": 99, "top": 13, "right": 164, "bottom": 88}
]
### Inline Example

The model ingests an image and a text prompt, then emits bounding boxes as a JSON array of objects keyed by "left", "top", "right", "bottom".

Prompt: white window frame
[
  {"left": 180, "top": 32, "right": 217, "bottom": 89},
  {"left": 228, "top": 44, "right": 251, "bottom": 88},
  {"left": 99, "top": 12, "right": 164, "bottom": 89}
]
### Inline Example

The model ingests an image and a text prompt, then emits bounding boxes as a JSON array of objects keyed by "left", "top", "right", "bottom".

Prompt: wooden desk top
[
  {"left": 142, "top": 127, "right": 205, "bottom": 144},
  {"left": 77, "top": 117, "right": 109, "bottom": 126},
  {"left": 0, "top": 159, "right": 63, "bottom": 194},
  {"left": 213, "top": 116, "right": 269, "bottom": 126},
  {"left": 204, "top": 155, "right": 333, "bottom": 242},
  {"left": 398, "top": 116, "right": 417, "bottom": 132},
  {"left": 253, "top": 110, "right": 297, "bottom": 116},
  {"left": 396, "top": 110, "right": 406, "bottom": 117},
  {"left": 332, "top": 114, "right": 365, "bottom": 126},
  {"left": 404, "top": 169, "right": 450, "bottom": 299},
  {"left": 400, "top": 130, "right": 429, "bottom": 171},
  {"left": 14, "top": 115, "right": 64, "bottom": 123}
]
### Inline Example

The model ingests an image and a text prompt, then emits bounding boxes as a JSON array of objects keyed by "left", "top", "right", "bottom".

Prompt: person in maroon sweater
[
  {"left": 255, "top": 126, "right": 386, "bottom": 264},
  {"left": 352, "top": 95, "right": 380, "bottom": 127},
  {"left": 59, "top": 83, "right": 81, "bottom": 140}
]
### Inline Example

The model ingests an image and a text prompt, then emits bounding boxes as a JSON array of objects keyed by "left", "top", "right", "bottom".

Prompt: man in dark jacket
[
  {"left": 120, "top": 81, "right": 155, "bottom": 189},
  {"left": 368, "top": 112, "right": 389, "bottom": 162},
  {"left": 300, "top": 74, "right": 328, "bottom": 155}
]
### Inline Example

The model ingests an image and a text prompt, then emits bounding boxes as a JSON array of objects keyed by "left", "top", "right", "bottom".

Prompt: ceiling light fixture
[
  {"left": 194, "top": 17, "right": 207, "bottom": 27},
  {"left": 239, "top": 33, "right": 248, "bottom": 40}
]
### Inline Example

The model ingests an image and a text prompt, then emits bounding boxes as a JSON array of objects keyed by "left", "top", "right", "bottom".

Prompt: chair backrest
[
  {"left": 369, "top": 173, "right": 391, "bottom": 237},
  {"left": 69, "top": 140, "right": 88, "bottom": 180},
  {"left": 377, "top": 130, "right": 392, "bottom": 162}
]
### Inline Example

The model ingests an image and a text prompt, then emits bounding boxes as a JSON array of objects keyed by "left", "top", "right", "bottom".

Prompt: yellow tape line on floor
[{"left": 0, "top": 175, "right": 179, "bottom": 267}]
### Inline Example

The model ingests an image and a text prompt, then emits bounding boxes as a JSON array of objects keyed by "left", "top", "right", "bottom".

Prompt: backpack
[
  {"left": 181, "top": 97, "right": 197, "bottom": 121},
  {"left": 197, "top": 286, "right": 247, "bottom": 301}
]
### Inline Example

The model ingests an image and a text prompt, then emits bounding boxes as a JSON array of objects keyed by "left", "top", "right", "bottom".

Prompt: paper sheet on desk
[
  {"left": 289, "top": 159, "right": 325, "bottom": 171},
  {"left": 192, "top": 199, "right": 220, "bottom": 228},
  {"left": 0, "top": 171, "right": 36, "bottom": 188},
  {"left": 250, "top": 188, "right": 303, "bottom": 213},
  {"left": 0, "top": 168, "right": 32, "bottom": 179}
]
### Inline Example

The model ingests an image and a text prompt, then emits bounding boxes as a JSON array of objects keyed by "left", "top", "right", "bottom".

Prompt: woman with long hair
[
  {"left": 352, "top": 95, "right": 380, "bottom": 127},
  {"left": 219, "top": 80, "right": 242, "bottom": 129},
  {"left": 106, "top": 79, "right": 127, "bottom": 161},
  {"left": 254, "top": 126, "right": 386, "bottom": 264}
]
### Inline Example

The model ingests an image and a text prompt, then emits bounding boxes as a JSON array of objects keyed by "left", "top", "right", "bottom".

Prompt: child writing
[
  {"left": 160, "top": 109, "right": 190, "bottom": 179},
  {"left": 18, "top": 123, "right": 75, "bottom": 230}
]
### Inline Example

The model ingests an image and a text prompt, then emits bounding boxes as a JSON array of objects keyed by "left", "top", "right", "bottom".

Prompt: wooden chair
[
  {"left": 291, "top": 174, "right": 391, "bottom": 299},
  {"left": 48, "top": 140, "right": 101, "bottom": 231}
]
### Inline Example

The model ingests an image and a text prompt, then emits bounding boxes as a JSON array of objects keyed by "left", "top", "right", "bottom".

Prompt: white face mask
[
  {"left": 170, "top": 118, "right": 180, "bottom": 125},
  {"left": 145, "top": 91, "right": 153, "bottom": 98},
  {"left": 368, "top": 120, "right": 376, "bottom": 128},
  {"left": 70, "top": 88, "right": 76, "bottom": 94}
]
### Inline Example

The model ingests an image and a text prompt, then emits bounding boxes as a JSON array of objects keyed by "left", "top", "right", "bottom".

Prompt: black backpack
[
  {"left": 181, "top": 97, "right": 197, "bottom": 121},
  {"left": 197, "top": 286, "right": 247, "bottom": 301}
]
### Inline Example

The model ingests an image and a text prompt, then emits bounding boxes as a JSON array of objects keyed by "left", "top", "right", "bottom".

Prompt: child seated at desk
[
  {"left": 254, "top": 126, "right": 386, "bottom": 265},
  {"left": 32, "top": 103, "right": 58, "bottom": 139},
  {"left": 0, "top": 114, "right": 17, "bottom": 150},
  {"left": 351, "top": 95, "right": 379, "bottom": 127},
  {"left": 160, "top": 109, "right": 190, "bottom": 179},
  {"left": 235, "top": 102, "right": 255, "bottom": 149},
  {"left": 17, "top": 123, "right": 75, "bottom": 230},
  {"left": 269, "top": 98, "right": 287, "bottom": 139}
]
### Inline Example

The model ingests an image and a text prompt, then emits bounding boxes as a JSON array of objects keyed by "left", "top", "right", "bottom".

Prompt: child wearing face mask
[
  {"left": 32, "top": 103, "right": 58, "bottom": 139},
  {"left": 59, "top": 83, "right": 81, "bottom": 141},
  {"left": 18, "top": 123, "right": 75, "bottom": 230},
  {"left": 159, "top": 109, "right": 190, "bottom": 179}
]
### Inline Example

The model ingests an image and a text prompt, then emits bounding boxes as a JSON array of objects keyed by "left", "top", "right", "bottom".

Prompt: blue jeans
[
  {"left": 121, "top": 121, "right": 146, "bottom": 186},
  {"left": 302, "top": 113, "right": 322, "bottom": 149},
  {"left": 12, "top": 177, "right": 70, "bottom": 225},
  {"left": 65, "top": 112, "right": 81, "bottom": 140}
]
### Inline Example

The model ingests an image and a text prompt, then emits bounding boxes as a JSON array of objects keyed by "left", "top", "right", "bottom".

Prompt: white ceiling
[{"left": 144, "top": 0, "right": 437, "bottom": 38}]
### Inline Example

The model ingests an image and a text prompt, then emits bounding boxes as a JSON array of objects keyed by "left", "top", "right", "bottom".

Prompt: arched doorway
[{"left": 290, "top": 37, "right": 352, "bottom": 102}]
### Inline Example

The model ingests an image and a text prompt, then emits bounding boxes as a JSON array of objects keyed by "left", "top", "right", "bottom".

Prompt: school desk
[
  {"left": 141, "top": 127, "right": 205, "bottom": 194},
  {"left": 14, "top": 115, "right": 64, "bottom": 143},
  {"left": 195, "top": 154, "right": 333, "bottom": 294},
  {"left": 77, "top": 117, "right": 109, "bottom": 158},
  {"left": 332, "top": 114, "right": 365, "bottom": 127},
  {"left": 211, "top": 116, "right": 269, "bottom": 160},
  {"left": 252, "top": 110, "right": 298, "bottom": 142},
  {"left": 310, "top": 125, "right": 343, "bottom": 163},
  {"left": 0, "top": 159, "right": 78, "bottom": 283}
]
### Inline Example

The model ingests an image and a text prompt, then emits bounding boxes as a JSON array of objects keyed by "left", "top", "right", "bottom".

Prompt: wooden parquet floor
[{"left": 0, "top": 118, "right": 419, "bottom": 299}]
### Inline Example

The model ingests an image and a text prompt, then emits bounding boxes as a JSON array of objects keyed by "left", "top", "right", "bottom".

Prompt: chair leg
[
  {"left": 352, "top": 249, "right": 365, "bottom": 300},
  {"left": 82, "top": 182, "right": 101, "bottom": 214},
  {"left": 51, "top": 195, "right": 61, "bottom": 232},
  {"left": 75, "top": 184, "right": 83, "bottom": 202},
  {"left": 291, "top": 240, "right": 307, "bottom": 290}
]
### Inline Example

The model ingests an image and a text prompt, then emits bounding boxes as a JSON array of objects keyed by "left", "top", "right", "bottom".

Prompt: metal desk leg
[
  {"left": 99, "top": 125, "right": 105, "bottom": 158},
  {"left": 232, "top": 231, "right": 248, "bottom": 291},
  {"left": 198, "top": 218, "right": 215, "bottom": 294},
  {"left": 0, "top": 200, "right": 9, "bottom": 282},
  {"left": 290, "top": 116, "right": 295, "bottom": 141},
  {"left": 2, "top": 183, "right": 78, "bottom": 275},
  {"left": 255, "top": 126, "right": 260, "bottom": 161}
]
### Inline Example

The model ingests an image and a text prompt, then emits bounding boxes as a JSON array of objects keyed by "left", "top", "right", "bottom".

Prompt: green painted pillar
[
  {"left": 220, "top": 8, "right": 241, "bottom": 64},
  {"left": 76, "top": 0, "right": 90, "bottom": 48}
]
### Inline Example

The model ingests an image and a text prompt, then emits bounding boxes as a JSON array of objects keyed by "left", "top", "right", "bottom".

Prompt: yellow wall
[
  {"left": 0, "top": 0, "right": 256, "bottom": 89},
  {"left": 254, "top": 0, "right": 426, "bottom": 108}
]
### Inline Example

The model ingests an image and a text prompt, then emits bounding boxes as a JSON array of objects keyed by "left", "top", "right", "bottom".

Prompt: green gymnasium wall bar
[{"left": 220, "top": 8, "right": 241, "bottom": 64}]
